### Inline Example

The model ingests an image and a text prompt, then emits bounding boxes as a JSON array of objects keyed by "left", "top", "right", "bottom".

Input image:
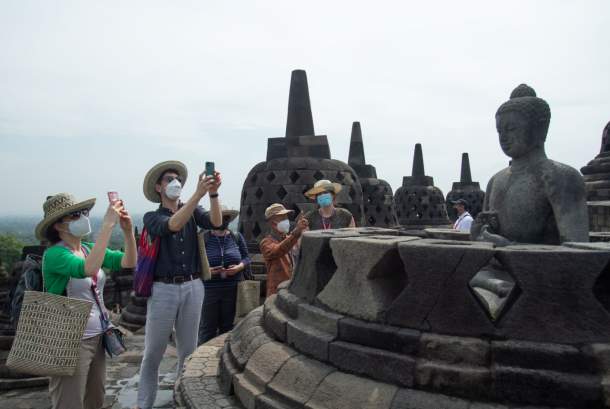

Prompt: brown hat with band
[
  {"left": 305, "top": 179, "right": 342, "bottom": 199},
  {"left": 143, "top": 160, "right": 188, "bottom": 203},
  {"left": 264, "top": 203, "right": 294, "bottom": 220},
  {"left": 35, "top": 193, "right": 96, "bottom": 241}
]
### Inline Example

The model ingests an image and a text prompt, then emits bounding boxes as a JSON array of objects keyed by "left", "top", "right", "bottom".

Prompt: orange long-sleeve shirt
[{"left": 259, "top": 232, "right": 299, "bottom": 296}]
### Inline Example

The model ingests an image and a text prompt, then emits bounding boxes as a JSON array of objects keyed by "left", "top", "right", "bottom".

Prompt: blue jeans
[{"left": 136, "top": 279, "right": 204, "bottom": 409}]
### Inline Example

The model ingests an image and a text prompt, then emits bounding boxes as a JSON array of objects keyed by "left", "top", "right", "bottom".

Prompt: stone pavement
[
  {"left": 0, "top": 329, "right": 181, "bottom": 409},
  {"left": 176, "top": 334, "right": 242, "bottom": 409}
]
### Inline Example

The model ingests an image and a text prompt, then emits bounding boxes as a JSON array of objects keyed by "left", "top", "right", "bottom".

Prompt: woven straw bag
[{"left": 7, "top": 290, "right": 93, "bottom": 377}]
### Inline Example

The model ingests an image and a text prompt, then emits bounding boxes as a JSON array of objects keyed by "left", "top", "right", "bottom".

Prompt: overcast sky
[{"left": 1, "top": 1, "right": 609, "bottom": 219}]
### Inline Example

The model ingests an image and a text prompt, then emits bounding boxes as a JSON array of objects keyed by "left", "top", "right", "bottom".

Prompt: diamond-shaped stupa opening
[
  {"left": 468, "top": 258, "right": 521, "bottom": 323},
  {"left": 277, "top": 186, "right": 288, "bottom": 200}
]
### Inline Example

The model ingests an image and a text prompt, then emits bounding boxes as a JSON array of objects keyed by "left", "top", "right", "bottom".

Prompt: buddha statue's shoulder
[{"left": 538, "top": 159, "right": 586, "bottom": 198}]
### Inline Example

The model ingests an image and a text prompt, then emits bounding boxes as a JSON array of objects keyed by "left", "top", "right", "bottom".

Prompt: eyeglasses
[{"left": 162, "top": 175, "right": 183, "bottom": 184}]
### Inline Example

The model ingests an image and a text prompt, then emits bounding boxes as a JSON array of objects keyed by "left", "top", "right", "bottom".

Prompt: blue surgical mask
[{"left": 316, "top": 193, "right": 333, "bottom": 208}]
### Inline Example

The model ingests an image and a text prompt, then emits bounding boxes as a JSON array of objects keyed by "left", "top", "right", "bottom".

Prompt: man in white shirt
[{"left": 452, "top": 199, "right": 474, "bottom": 232}]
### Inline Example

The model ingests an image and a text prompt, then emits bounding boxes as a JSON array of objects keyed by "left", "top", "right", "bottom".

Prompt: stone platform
[{"left": 215, "top": 228, "right": 610, "bottom": 409}]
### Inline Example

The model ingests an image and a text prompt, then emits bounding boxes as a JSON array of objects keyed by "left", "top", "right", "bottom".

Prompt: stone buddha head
[{"left": 495, "top": 84, "right": 551, "bottom": 159}]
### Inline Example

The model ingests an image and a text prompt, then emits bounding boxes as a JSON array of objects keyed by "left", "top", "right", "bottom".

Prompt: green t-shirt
[{"left": 42, "top": 242, "right": 124, "bottom": 295}]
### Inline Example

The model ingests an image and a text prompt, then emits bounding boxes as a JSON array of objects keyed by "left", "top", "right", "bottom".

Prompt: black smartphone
[{"left": 205, "top": 161, "right": 215, "bottom": 177}]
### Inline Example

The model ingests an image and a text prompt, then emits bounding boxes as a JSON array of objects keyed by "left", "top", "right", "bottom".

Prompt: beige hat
[
  {"left": 35, "top": 193, "right": 96, "bottom": 241},
  {"left": 305, "top": 179, "right": 342, "bottom": 199},
  {"left": 264, "top": 203, "right": 294, "bottom": 220},
  {"left": 143, "top": 160, "right": 188, "bottom": 203},
  {"left": 222, "top": 209, "right": 239, "bottom": 223}
]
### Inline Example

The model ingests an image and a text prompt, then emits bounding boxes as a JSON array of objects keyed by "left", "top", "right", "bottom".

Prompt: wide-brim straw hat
[
  {"left": 222, "top": 209, "right": 239, "bottom": 223},
  {"left": 265, "top": 203, "right": 294, "bottom": 220},
  {"left": 305, "top": 179, "right": 343, "bottom": 199},
  {"left": 35, "top": 193, "right": 96, "bottom": 241},
  {"left": 143, "top": 160, "right": 188, "bottom": 203}
]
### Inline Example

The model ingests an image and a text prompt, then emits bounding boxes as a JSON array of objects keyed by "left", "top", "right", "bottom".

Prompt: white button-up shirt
[{"left": 453, "top": 211, "right": 473, "bottom": 232}]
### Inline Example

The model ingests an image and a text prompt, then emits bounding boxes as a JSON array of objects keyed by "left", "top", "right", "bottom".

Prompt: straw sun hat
[
  {"left": 221, "top": 209, "right": 239, "bottom": 223},
  {"left": 143, "top": 160, "right": 188, "bottom": 203},
  {"left": 304, "top": 179, "right": 342, "bottom": 199},
  {"left": 35, "top": 193, "right": 96, "bottom": 241},
  {"left": 264, "top": 203, "right": 294, "bottom": 220}
]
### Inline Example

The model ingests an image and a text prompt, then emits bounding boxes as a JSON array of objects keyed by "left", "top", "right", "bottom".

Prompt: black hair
[
  {"left": 46, "top": 224, "right": 62, "bottom": 244},
  {"left": 156, "top": 168, "right": 181, "bottom": 184}
]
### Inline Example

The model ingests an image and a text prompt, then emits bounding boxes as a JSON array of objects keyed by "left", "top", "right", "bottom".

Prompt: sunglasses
[
  {"left": 67, "top": 209, "right": 90, "bottom": 219},
  {"left": 162, "top": 175, "right": 183, "bottom": 184}
]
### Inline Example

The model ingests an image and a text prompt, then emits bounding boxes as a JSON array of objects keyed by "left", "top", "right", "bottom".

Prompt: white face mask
[
  {"left": 68, "top": 215, "right": 92, "bottom": 237},
  {"left": 276, "top": 219, "right": 290, "bottom": 234},
  {"left": 165, "top": 179, "right": 182, "bottom": 200}
]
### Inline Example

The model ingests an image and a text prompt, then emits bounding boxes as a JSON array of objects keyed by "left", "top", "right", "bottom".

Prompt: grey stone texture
[
  {"left": 229, "top": 307, "right": 273, "bottom": 369},
  {"left": 446, "top": 153, "right": 485, "bottom": 221},
  {"left": 329, "top": 340, "right": 415, "bottom": 387},
  {"left": 494, "top": 245, "right": 610, "bottom": 343},
  {"left": 263, "top": 295, "right": 289, "bottom": 342},
  {"left": 386, "top": 239, "right": 496, "bottom": 335},
  {"left": 491, "top": 366, "right": 603, "bottom": 407},
  {"left": 266, "top": 354, "right": 334, "bottom": 407},
  {"left": 394, "top": 143, "right": 451, "bottom": 228},
  {"left": 587, "top": 201, "right": 610, "bottom": 232},
  {"left": 492, "top": 340, "right": 594, "bottom": 374},
  {"left": 391, "top": 388, "right": 470, "bottom": 409},
  {"left": 415, "top": 360, "right": 491, "bottom": 399},
  {"left": 581, "top": 121, "right": 610, "bottom": 202},
  {"left": 276, "top": 288, "right": 302, "bottom": 319},
  {"left": 297, "top": 303, "right": 342, "bottom": 337},
  {"left": 473, "top": 84, "right": 589, "bottom": 245},
  {"left": 289, "top": 227, "right": 398, "bottom": 303},
  {"left": 305, "top": 371, "right": 398, "bottom": 409},
  {"left": 243, "top": 342, "right": 298, "bottom": 392},
  {"left": 418, "top": 333, "right": 489, "bottom": 367},
  {"left": 338, "top": 317, "right": 420, "bottom": 355},
  {"left": 286, "top": 320, "right": 334, "bottom": 362},
  {"left": 348, "top": 121, "right": 398, "bottom": 227},
  {"left": 317, "top": 235, "right": 419, "bottom": 321},
  {"left": 423, "top": 228, "right": 471, "bottom": 241}
]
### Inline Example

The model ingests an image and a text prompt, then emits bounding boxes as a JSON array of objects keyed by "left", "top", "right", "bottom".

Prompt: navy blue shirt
[
  {"left": 204, "top": 231, "right": 251, "bottom": 288},
  {"left": 143, "top": 205, "right": 216, "bottom": 278}
]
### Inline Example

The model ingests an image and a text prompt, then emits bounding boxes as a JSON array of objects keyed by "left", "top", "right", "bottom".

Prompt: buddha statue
[
  {"left": 471, "top": 84, "right": 589, "bottom": 245},
  {"left": 469, "top": 85, "right": 590, "bottom": 321}
]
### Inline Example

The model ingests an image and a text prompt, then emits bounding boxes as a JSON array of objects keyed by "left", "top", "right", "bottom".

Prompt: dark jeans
[{"left": 198, "top": 284, "right": 238, "bottom": 345}]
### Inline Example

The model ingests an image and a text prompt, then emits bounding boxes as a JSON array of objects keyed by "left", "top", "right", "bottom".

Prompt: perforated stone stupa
[
  {"left": 582, "top": 122, "right": 610, "bottom": 232},
  {"left": 238, "top": 70, "right": 364, "bottom": 249},
  {"left": 446, "top": 152, "right": 485, "bottom": 221},
  {"left": 347, "top": 122, "right": 397, "bottom": 228},
  {"left": 394, "top": 143, "right": 450, "bottom": 229}
]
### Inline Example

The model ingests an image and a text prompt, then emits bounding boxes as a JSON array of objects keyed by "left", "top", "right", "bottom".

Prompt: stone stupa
[
  {"left": 347, "top": 122, "right": 397, "bottom": 228},
  {"left": 446, "top": 152, "right": 485, "bottom": 221},
  {"left": 394, "top": 143, "right": 450, "bottom": 229},
  {"left": 238, "top": 70, "right": 364, "bottom": 250}
]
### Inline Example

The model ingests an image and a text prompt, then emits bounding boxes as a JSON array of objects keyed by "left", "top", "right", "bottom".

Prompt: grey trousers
[
  {"left": 136, "top": 279, "right": 204, "bottom": 409},
  {"left": 48, "top": 334, "right": 105, "bottom": 409}
]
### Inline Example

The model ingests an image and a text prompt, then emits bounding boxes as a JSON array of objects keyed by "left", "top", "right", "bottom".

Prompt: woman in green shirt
[{"left": 35, "top": 193, "right": 137, "bottom": 409}]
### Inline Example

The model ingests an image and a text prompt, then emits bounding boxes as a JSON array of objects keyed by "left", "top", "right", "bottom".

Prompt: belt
[{"left": 154, "top": 275, "right": 197, "bottom": 284}]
